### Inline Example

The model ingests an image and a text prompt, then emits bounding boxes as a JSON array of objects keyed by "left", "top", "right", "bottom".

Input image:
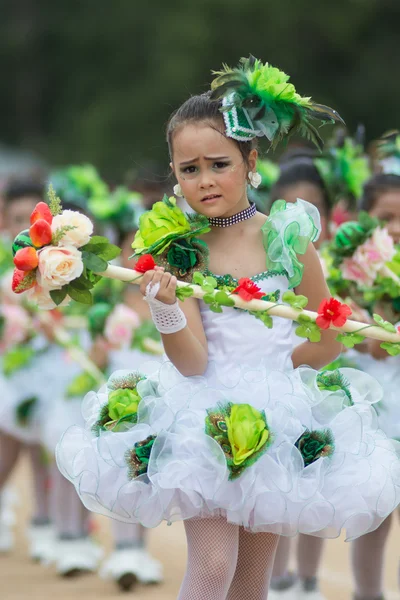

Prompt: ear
[
  {"left": 248, "top": 148, "right": 258, "bottom": 173},
  {"left": 169, "top": 161, "right": 177, "bottom": 180}
]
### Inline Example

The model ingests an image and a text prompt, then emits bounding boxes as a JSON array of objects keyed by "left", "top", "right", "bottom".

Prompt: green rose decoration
[
  {"left": 132, "top": 196, "right": 190, "bottom": 254},
  {"left": 295, "top": 429, "right": 334, "bottom": 466},
  {"left": 125, "top": 435, "right": 156, "bottom": 479},
  {"left": 108, "top": 388, "right": 141, "bottom": 421},
  {"left": 167, "top": 240, "right": 198, "bottom": 273},
  {"left": 226, "top": 404, "right": 269, "bottom": 466}
]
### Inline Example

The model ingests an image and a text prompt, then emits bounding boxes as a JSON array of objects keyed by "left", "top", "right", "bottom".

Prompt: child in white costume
[{"left": 57, "top": 57, "right": 400, "bottom": 599}]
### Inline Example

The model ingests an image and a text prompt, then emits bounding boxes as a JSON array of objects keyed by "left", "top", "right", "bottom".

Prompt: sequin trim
[{"left": 204, "top": 268, "right": 287, "bottom": 287}]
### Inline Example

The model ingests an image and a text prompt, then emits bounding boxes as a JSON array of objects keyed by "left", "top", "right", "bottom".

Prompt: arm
[
  {"left": 367, "top": 303, "right": 390, "bottom": 360},
  {"left": 140, "top": 267, "right": 208, "bottom": 377},
  {"left": 291, "top": 244, "right": 342, "bottom": 370}
]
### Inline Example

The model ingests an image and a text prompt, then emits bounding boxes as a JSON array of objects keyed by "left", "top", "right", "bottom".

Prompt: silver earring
[
  {"left": 248, "top": 171, "right": 262, "bottom": 189},
  {"left": 173, "top": 183, "right": 183, "bottom": 197}
]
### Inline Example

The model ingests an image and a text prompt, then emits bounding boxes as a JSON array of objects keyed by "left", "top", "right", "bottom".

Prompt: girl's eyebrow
[{"left": 179, "top": 156, "right": 230, "bottom": 166}]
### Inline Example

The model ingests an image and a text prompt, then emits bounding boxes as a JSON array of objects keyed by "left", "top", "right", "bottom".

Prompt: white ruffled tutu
[
  {"left": 0, "top": 339, "right": 65, "bottom": 444},
  {"left": 56, "top": 200, "right": 400, "bottom": 539}
]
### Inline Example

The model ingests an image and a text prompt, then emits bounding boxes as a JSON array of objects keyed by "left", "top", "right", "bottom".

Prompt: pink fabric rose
[
  {"left": 104, "top": 304, "right": 140, "bottom": 348},
  {"left": 26, "top": 284, "right": 71, "bottom": 310}
]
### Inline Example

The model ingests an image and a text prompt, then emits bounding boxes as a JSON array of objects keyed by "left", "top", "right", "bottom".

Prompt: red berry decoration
[
  {"left": 30, "top": 202, "right": 53, "bottom": 225},
  {"left": 29, "top": 219, "right": 52, "bottom": 247},
  {"left": 13, "top": 247, "right": 39, "bottom": 271},
  {"left": 11, "top": 268, "right": 36, "bottom": 293},
  {"left": 134, "top": 254, "right": 156, "bottom": 273}
]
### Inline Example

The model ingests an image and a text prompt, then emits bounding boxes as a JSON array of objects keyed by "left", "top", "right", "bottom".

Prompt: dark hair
[
  {"left": 3, "top": 178, "right": 44, "bottom": 206},
  {"left": 166, "top": 91, "right": 257, "bottom": 167},
  {"left": 359, "top": 173, "right": 400, "bottom": 212},
  {"left": 270, "top": 158, "right": 331, "bottom": 216}
]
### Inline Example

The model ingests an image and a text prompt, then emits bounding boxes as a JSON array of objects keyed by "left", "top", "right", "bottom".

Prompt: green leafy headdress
[
  {"left": 314, "top": 132, "right": 372, "bottom": 209},
  {"left": 210, "top": 55, "right": 344, "bottom": 149},
  {"left": 90, "top": 186, "right": 144, "bottom": 234},
  {"left": 49, "top": 164, "right": 109, "bottom": 214},
  {"left": 376, "top": 130, "right": 400, "bottom": 176}
]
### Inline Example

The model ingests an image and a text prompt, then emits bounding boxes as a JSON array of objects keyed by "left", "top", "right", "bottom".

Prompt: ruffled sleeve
[{"left": 261, "top": 199, "right": 321, "bottom": 288}]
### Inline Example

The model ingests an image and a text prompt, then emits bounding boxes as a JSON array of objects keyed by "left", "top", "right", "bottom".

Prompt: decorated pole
[{"left": 99, "top": 264, "right": 400, "bottom": 345}]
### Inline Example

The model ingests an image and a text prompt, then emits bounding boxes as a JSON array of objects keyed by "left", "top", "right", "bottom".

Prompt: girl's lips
[{"left": 201, "top": 194, "right": 221, "bottom": 203}]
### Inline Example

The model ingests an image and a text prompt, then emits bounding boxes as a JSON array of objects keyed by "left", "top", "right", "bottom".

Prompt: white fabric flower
[
  {"left": 26, "top": 284, "right": 71, "bottom": 310},
  {"left": 51, "top": 210, "right": 93, "bottom": 248},
  {"left": 37, "top": 245, "right": 83, "bottom": 290}
]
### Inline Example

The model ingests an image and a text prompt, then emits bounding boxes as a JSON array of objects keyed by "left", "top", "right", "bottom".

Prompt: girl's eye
[
  {"left": 182, "top": 166, "right": 198, "bottom": 174},
  {"left": 213, "top": 161, "right": 229, "bottom": 170}
]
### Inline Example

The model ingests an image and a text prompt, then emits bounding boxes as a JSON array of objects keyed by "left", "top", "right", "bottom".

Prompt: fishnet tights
[
  {"left": 178, "top": 517, "right": 279, "bottom": 600},
  {"left": 351, "top": 513, "right": 392, "bottom": 600}
]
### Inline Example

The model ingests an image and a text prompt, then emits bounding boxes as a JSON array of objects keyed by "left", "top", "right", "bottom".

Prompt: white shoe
[
  {"left": 0, "top": 525, "right": 14, "bottom": 553},
  {"left": 55, "top": 537, "right": 104, "bottom": 576},
  {"left": 269, "top": 581, "right": 327, "bottom": 600},
  {"left": 27, "top": 523, "right": 56, "bottom": 562},
  {"left": 100, "top": 547, "right": 164, "bottom": 590}
]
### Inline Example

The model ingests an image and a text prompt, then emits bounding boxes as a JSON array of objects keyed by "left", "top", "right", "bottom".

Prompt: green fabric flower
[
  {"left": 226, "top": 404, "right": 269, "bottom": 466},
  {"left": 296, "top": 429, "right": 334, "bottom": 466},
  {"left": 125, "top": 435, "right": 156, "bottom": 479},
  {"left": 167, "top": 240, "right": 198, "bottom": 273},
  {"left": 132, "top": 196, "right": 190, "bottom": 254},
  {"left": 108, "top": 388, "right": 141, "bottom": 421}
]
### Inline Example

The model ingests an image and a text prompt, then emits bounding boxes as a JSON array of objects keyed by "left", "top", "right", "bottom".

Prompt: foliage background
[{"left": 1, "top": 0, "right": 399, "bottom": 180}]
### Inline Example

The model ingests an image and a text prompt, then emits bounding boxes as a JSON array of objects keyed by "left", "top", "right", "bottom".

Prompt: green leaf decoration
[
  {"left": 202, "top": 284, "right": 216, "bottom": 294},
  {"left": 295, "top": 321, "right": 321, "bottom": 343},
  {"left": 50, "top": 288, "right": 67, "bottom": 306},
  {"left": 282, "top": 291, "right": 308, "bottom": 310},
  {"left": 81, "top": 237, "right": 121, "bottom": 261},
  {"left": 297, "top": 313, "right": 312, "bottom": 324},
  {"left": 192, "top": 272, "right": 205, "bottom": 285},
  {"left": 214, "top": 291, "right": 235, "bottom": 307},
  {"left": 380, "top": 342, "right": 400, "bottom": 356},
  {"left": 209, "top": 303, "right": 223, "bottom": 313},
  {"left": 82, "top": 251, "right": 109, "bottom": 273},
  {"left": 69, "top": 275, "right": 94, "bottom": 291},
  {"left": 373, "top": 314, "right": 397, "bottom": 333},
  {"left": 203, "top": 276, "right": 218, "bottom": 289},
  {"left": 202, "top": 293, "right": 216, "bottom": 305},
  {"left": 336, "top": 332, "right": 366, "bottom": 348},
  {"left": 250, "top": 311, "right": 273, "bottom": 329},
  {"left": 66, "top": 285, "right": 93, "bottom": 305},
  {"left": 176, "top": 286, "right": 195, "bottom": 301}
]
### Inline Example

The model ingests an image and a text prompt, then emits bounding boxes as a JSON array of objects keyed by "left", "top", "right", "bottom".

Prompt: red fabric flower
[
  {"left": 134, "top": 254, "right": 156, "bottom": 273},
  {"left": 316, "top": 298, "right": 352, "bottom": 330},
  {"left": 397, "top": 325, "right": 400, "bottom": 334},
  {"left": 232, "top": 278, "right": 264, "bottom": 302}
]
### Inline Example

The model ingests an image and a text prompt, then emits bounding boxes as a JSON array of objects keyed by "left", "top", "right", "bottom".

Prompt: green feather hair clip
[
  {"left": 376, "top": 130, "right": 400, "bottom": 176},
  {"left": 210, "top": 55, "right": 344, "bottom": 150},
  {"left": 314, "top": 128, "right": 371, "bottom": 209}
]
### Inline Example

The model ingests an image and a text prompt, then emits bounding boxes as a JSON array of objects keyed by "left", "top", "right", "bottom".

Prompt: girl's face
[
  {"left": 171, "top": 123, "right": 257, "bottom": 218},
  {"left": 280, "top": 182, "right": 329, "bottom": 248},
  {"left": 4, "top": 196, "right": 39, "bottom": 240},
  {"left": 370, "top": 189, "right": 400, "bottom": 244}
]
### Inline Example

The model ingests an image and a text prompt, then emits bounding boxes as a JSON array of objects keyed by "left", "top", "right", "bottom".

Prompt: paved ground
[{"left": 1, "top": 458, "right": 399, "bottom": 599}]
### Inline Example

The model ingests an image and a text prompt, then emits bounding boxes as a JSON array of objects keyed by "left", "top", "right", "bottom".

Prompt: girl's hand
[
  {"left": 139, "top": 266, "right": 177, "bottom": 305},
  {"left": 89, "top": 335, "right": 109, "bottom": 370}
]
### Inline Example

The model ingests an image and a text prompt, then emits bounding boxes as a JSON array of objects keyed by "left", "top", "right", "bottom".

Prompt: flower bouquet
[
  {"left": 326, "top": 211, "right": 400, "bottom": 305},
  {"left": 11, "top": 190, "right": 400, "bottom": 355}
]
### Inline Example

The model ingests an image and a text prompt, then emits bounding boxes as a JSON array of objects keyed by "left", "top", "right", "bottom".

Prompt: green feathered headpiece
[
  {"left": 90, "top": 186, "right": 144, "bottom": 233},
  {"left": 210, "top": 55, "right": 344, "bottom": 149},
  {"left": 49, "top": 164, "right": 109, "bottom": 213},
  {"left": 376, "top": 130, "right": 400, "bottom": 176},
  {"left": 314, "top": 134, "right": 372, "bottom": 208}
]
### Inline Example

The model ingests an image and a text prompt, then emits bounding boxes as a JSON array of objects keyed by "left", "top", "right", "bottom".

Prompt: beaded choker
[{"left": 209, "top": 202, "right": 256, "bottom": 228}]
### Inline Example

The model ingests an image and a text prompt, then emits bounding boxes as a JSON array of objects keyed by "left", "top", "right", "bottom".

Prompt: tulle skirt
[{"left": 57, "top": 361, "right": 400, "bottom": 540}]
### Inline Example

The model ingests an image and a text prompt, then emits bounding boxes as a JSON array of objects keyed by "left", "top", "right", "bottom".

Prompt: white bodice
[{"left": 200, "top": 272, "right": 294, "bottom": 378}]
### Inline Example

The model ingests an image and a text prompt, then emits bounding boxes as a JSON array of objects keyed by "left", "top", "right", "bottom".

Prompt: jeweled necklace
[{"left": 208, "top": 202, "right": 257, "bottom": 228}]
